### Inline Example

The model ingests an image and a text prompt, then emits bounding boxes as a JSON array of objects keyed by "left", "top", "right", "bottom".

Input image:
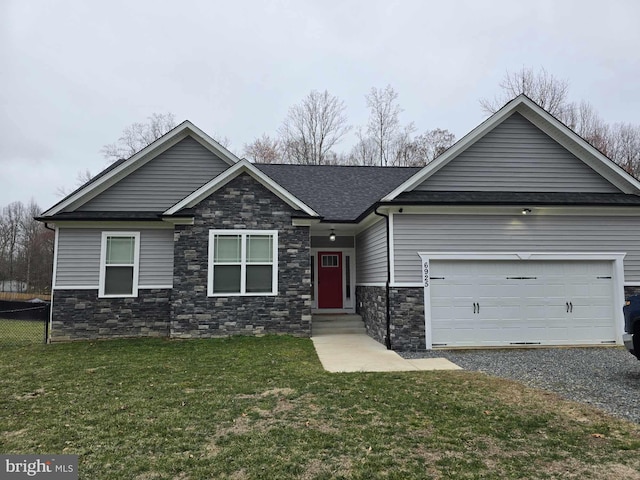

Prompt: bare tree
[
  {"left": 561, "top": 100, "right": 614, "bottom": 156},
  {"left": 480, "top": 67, "right": 570, "bottom": 117},
  {"left": 243, "top": 134, "right": 282, "bottom": 163},
  {"left": 101, "top": 112, "right": 177, "bottom": 163},
  {"left": 278, "top": 90, "right": 351, "bottom": 165},
  {"left": 55, "top": 169, "right": 94, "bottom": 198},
  {"left": 0, "top": 201, "right": 54, "bottom": 293},
  {"left": 482, "top": 67, "right": 640, "bottom": 180},
  {"left": 365, "top": 85, "right": 407, "bottom": 166},
  {"left": 1, "top": 202, "right": 24, "bottom": 288},
  {"left": 398, "top": 128, "right": 456, "bottom": 167},
  {"left": 348, "top": 128, "right": 378, "bottom": 166},
  {"left": 609, "top": 123, "right": 640, "bottom": 178}
]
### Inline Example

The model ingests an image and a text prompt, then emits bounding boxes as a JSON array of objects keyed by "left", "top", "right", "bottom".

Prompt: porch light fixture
[
  {"left": 329, "top": 230, "right": 336, "bottom": 242},
  {"left": 522, "top": 208, "right": 531, "bottom": 215}
]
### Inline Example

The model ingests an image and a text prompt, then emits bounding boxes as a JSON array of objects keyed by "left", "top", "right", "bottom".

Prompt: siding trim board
[{"left": 417, "top": 252, "right": 626, "bottom": 350}]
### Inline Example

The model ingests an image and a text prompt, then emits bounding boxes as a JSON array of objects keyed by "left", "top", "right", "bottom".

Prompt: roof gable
[
  {"left": 164, "top": 160, "right": 319, "bottom": 218},
  {"left": 414, "top": 112, "right": 620, "bottom": 193},
  {"left": 42, "top": 121, "right": 240, "bottom": 216},
  {"left": 383, "top": 95, "right": 640, "bottom": 200},
  {"left": 76, "top": 136, "right": 233, "bottom": 212}
]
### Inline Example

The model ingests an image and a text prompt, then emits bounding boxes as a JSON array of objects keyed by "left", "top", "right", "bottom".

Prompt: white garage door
[{"left": 429, "top": 260, "right": 617, "bottom": 347}]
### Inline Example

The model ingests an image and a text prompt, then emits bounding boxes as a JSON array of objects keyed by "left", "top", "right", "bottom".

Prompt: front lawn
[{"left": 0, "top": 336, "right": 639, "bottom": 479}]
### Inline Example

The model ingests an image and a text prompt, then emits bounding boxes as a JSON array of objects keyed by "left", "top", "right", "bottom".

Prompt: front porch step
[{"left": 312, "top": 314, "right": 366, "bottom": 336}]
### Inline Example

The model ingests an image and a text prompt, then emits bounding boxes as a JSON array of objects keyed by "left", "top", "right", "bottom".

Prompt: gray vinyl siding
[
  {"left": 415, "top": 113, "right": 620, "bottom": 193},
  {"left": 79, "top": 137, "right": 230, "bottom": 211},
  {"left": 356, "top": 219, "right": 387, "bottom": 284},
  {"left": 56, "top": 229, "right": 101, "bottom": 287},
  {"left": 138, "top": 230, "right": 174, "bottom": 286},
  {"left": 55, "top": 228, "right": 174, "bottom": 287},
  {"left": 311, "top": 236, "right": 354, "bottom": 248},
  {"left": 393, "top": 214, "right": 640, "bottom": 283}
]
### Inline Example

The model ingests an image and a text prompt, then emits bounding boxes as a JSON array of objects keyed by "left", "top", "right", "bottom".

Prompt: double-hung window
[
  {"left": 99, "top": 232, "right": 140, "bottom": 297},
  {"left": 208, "top": 230, "right": 278, "bottom": 296}
]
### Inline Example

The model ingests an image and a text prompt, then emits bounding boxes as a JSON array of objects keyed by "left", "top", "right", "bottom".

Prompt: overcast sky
[{"left": 2, "top": 0, "right": 640, "bottom": 211}]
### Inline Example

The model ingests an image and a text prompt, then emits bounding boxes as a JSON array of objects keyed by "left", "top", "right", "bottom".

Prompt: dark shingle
[
  {"left": 390, "top": 191, "right": 640, "bottom": 206},
  {"left": 255, "top": 164, "right": 421, "bottom": 221}
]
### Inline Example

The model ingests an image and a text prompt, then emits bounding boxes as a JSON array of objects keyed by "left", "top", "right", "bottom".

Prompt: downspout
[{"left": 374, "top": 207, "right": 392, "bottom": 350}]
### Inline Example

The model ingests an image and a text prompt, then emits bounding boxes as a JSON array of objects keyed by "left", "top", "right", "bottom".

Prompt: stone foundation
[
  {"left": 356, "top": 285, "right": 426, "bottom": 351},
  {"left": 389, "top": 287, "right": 425, "bottom": 351},
  {"left": 50, "top": 289, "right": 171, "bottom": 341},
  {"left": 356, "top": 286, "right": 426, "bottom": 351}
]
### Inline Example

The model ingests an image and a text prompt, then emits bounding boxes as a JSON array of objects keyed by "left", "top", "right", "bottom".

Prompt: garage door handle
[
  {"left": 473, "top": 302, "right": 477, "bottom": 314},
  {"left": 477, "top": 303, "right": 480, "bottom": 313},
  {"left": 566, "top": 302, "right": 569, "bottom": 313},
  {"left": 570, "top": 301, "right": 573, "bottom": 313}
]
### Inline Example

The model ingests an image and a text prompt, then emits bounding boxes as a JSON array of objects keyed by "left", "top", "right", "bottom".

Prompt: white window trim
[
  {"left": 99, "top": 231, "right": 141, "bottom": 298},
  {"left": 208, "top": 229, "right": 278, "bottom": 297}
]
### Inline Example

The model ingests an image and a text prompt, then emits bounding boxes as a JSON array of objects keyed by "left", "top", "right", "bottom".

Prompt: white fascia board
[
  {"left": 163, "top": 159, "right": 319, "bottom": 218},
  {"left": 42, "top": 121, "right": 241, "bottom": 216}
]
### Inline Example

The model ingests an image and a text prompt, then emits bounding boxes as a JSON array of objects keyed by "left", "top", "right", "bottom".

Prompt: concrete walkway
[{"left": 311, "top": 333, "right": 461, "bottom": 373}]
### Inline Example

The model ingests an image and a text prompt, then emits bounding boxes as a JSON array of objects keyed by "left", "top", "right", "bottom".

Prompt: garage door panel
[{"left": 429, "top": 260, "right": 617, "bottom": 347}]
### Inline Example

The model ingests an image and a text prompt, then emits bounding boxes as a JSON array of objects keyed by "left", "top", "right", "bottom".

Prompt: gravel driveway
[{"left": 401, "top": 347, "right": 640, "bottom": 424}]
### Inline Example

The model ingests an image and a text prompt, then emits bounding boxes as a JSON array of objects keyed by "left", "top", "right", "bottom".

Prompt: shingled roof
[
  {"left": 255, "top": 164, "right": 421, "bottom": 221},
  {"left": 389, "top": 191, "right": 640, "bottom": 206}
]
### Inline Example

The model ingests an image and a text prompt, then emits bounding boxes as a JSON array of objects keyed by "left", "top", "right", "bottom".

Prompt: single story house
[{"left": 37, "top": 95, "right": 640, "bottom": 350}]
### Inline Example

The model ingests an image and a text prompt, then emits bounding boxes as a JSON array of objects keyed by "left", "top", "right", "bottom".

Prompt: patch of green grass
[
  {"left": 0, "top": 318, "right": 45, "bottom": 346},
  {"left": 0, "top": 336, "right": 639, "bottom": 479}
]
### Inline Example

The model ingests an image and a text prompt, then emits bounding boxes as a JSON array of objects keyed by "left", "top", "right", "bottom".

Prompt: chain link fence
[{"left": 0, "top": 300, "right": 49, "bottom": 346}]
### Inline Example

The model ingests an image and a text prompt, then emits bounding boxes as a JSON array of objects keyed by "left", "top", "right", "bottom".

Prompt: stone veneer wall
[
  {"left": 389, "top": 287, "right": 425, "bottom": 351},
  {"left": 624, "top": 286, "right": 640, "bottom": 297},
  {"left": 171, "top": 173, "right": 311, "bottom": 338},
  {"left": 356, "top": 286, "right": 387, "bottom": 344},
  {"left": 50, "top": 289, "right": 171, "bottom": 341},
  {"left": 356, "top": 286, "right": 425, "bottom": 351}
]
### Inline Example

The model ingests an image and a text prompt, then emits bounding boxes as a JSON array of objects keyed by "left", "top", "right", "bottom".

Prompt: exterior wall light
[
  {"left": 329, "top": 230, "right": 336, "bottom": 242},
  {"left": 522, "top": 208, "right": 531, "bottom": 215}
]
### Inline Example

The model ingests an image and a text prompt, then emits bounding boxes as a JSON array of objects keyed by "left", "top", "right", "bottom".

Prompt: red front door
[{"left": 318, "top": 252, "right": 343, "bottom": 309}]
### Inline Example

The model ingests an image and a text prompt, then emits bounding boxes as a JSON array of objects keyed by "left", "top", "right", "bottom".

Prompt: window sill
[
  {"left": 208, "top": 292, "right": 278, "bottom": 297},
  {"left": 98, "top": 294, "right": 138, "bottom": 299}
]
